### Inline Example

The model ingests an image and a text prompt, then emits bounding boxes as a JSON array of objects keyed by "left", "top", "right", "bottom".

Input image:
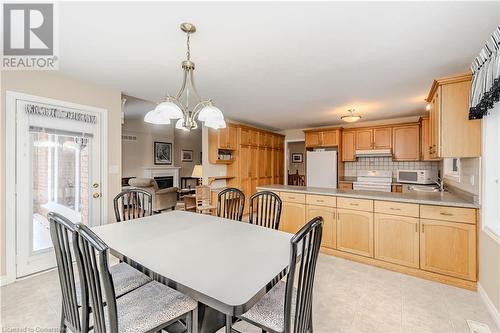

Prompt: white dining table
[{"left": 93, "top": 210, "right": 293, "bottom": 332}]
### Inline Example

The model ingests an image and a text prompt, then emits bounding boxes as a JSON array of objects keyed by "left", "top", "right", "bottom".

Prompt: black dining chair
[
  {"left": 249, "top": 191, "right": 282, "bottom": 230},
  {"left": 75, "top": 223, "right": 198, "bottom": 333},
  {"left": 113, "top": 188, "right": 153, "bottom": 222},
  {"left": 232, "top": 216, "right": 324, "bottom": 333},
  {"left": 216, "top": 188, "right": 245, "bottom": 221},
  {"left": 48, "top": 212, "right": 152, "bottom": 333}
]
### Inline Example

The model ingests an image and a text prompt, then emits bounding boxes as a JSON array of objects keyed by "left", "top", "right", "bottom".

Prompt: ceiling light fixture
[
  {"left": 144, "top": 23, "right": 225, "bottom": 131},
  {"left": 341, "top": 109, "right": 361, "bottom": 123}
]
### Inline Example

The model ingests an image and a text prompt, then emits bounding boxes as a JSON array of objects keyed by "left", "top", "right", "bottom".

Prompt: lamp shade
[
  {"left": 144, "top": 109, "right": 170, "bottom": 124},
  {"left": 204, "top": 118, "right": 226, "bottom": 129},
  {"left": 198, "top": 105, "right": 224, "bottom": 122},
  {"left": 191, "top": 164, "right": 203, "bottom": 178},
  {"left": 156, "top": 100, "right": 183, "bottom": 119}
]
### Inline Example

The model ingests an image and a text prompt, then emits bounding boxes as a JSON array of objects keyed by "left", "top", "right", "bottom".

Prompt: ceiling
[{"left": 58, "top": 2, "right": 499, "bottom": 131}]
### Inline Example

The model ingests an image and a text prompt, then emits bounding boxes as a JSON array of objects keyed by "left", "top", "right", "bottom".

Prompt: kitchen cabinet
[
  {"left": 307, "top": 205, "right": 336, "bottom": 249},
  {"left": 208, "top": 124, "right": 237, "bottom": 164},
  {"left": 336, "top": 208, "right": 374, "bottom": 257},
  {"left": 356, "top": 129, "right": 373, "bottom": 150},
  {"left": 426, "top": 73, "right": 480, "bottom": 158},
  {"left": 392, "top": 124, "right": 420, "bottom": 161},
  {"left": 420, "top": 116, "right": 439, "bottom": 161},
  {"left": 339, "top": 182, "right": 353, "bottom": 190},
  {"left": 374, "top": 213, "right": 419, "bottom": 268},
  {"left": 356, "top": 127, "right": 392, "bottom": 150},
  {"left": 281, "top": 202, "right": 306, "bottom": 234},
  {"left": 217, "top": 123, "right": 237, "bottom": 150},
  {"left": 420, "top": 219, "right": 476, "bottom": 281},
  {"left": 304, "top": 129, "right": 340, "bottom": 148},
  {"left": 341, "top": 130, "right": 356, "bottom": 161}
]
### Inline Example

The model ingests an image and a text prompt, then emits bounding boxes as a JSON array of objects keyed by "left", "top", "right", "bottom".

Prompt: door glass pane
[{"left": 31, "top": 130, "right": 91, "bottom": 252}]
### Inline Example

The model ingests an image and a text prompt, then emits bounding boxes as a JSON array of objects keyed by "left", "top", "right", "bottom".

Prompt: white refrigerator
[{"left": 306, "top": 151, "right": 337, "bottom": 188}]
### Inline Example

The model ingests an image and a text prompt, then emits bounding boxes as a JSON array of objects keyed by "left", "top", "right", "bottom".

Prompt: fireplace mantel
[{"left": 142, "top": 167, "right": 180, "bottom": 187}]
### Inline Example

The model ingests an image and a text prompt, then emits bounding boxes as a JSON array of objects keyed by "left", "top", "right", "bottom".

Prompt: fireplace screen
[{"left": 154, "top": 176, "right": 174, "bottom": 189}]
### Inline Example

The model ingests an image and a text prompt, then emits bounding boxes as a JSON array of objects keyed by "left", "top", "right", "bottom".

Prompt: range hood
[{"left": 355, "top": 149, "right": 392, "bottom": 157}]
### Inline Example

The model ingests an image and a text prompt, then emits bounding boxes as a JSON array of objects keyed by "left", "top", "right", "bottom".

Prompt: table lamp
[{"left": 191, "top": 164, "right": 203, "bottom": 186}]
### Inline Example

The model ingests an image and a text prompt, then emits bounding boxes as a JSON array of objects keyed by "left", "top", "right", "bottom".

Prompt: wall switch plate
[{"left": 467, "top": 320, "right": 492, "bottom": 333}]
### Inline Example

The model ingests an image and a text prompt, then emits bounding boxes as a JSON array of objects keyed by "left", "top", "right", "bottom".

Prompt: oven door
[{"left": 353, "top": 182, "right": 392, "bottom": 192}]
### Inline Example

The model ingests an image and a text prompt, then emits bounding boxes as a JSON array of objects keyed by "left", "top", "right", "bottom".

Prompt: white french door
[{"left": 14, "top": 95, "right": 104, "bottom": 278}]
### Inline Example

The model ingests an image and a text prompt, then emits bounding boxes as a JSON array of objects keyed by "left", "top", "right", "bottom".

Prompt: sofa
[{"left": 128, "top": 178, "right": 178, "bottom": 212}]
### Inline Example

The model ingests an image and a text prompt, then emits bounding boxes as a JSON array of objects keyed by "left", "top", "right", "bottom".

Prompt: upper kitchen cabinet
[
  {"left": 208, "top": 123, "right": 237, "bottom": 164},
  {"left": 426, "top": 73, "right": 480, "bottom": 158},
  {"left": 304, "top": 128, "right": 341, "bottom": 148},
  {"left": 214, "top": 123, "right": 237, "bottom": 150},
  {"left": 342, "top": 130, "right": 356, "bottom": 161},
  {"left": 392, "top": 124, "right": 420, "bottom": 161},
  {"left": 355, "top": 127, "right": 391, "bottom": 150}
]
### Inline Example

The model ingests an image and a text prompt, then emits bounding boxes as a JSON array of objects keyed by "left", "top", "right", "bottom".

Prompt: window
[
  {"left": 443, "top": 158, "right": 461, "bottom": 182},
  {"left": 482, "top": 103, "right": 500, "bottom": 239}
]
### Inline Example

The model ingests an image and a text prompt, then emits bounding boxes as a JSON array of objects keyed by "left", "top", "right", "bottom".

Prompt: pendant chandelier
[
  {"left": 144, "top": 23, "right": 225, "bottom": 131},
  {"left": 341, "top": 109, "right": 361, "bottom": 123}
]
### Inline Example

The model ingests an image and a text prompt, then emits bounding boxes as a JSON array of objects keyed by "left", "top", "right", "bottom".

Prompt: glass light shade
[
  {"left": 204, "top": 118, "right": 226, "bottom": 129},
  {"left": 156, "top": 101, "right": 183, "bottom": 119},
  {"left": 191, "top": 164, "right": 203, "bottom": 178},
  {"left": 144, "top": 109, "right": 170, "bottom": 124},
  {"left": 341, "top": 115, "right": 361, "bottom": 123},
  {"left": 198, "top": 105, "right": 224, "bottom": 122}
]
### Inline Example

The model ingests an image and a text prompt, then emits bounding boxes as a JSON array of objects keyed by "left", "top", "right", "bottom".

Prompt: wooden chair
[
  {"left": 74, "top": 223, "right": 198, "bottom": 333},
  {"left": 195, "top": 185, "right": 216, "bottom": 214},
  {"left": 48, "top": 212, "right": 152, "bottom": 333},
  {"left": 113, "top": 188, "right": 153, "bottom": 222},
  {"left": 249, "top": 191, "right": 282, "bottom": 230},
  {"left": 288, "top": 170, "right": 305, "bottom": 186},
  {"left": 233, "top": 216, "right": 324, "bottom": 333},
  {"left": 216, "top": 188, "right": 245, "bottom": 221}
]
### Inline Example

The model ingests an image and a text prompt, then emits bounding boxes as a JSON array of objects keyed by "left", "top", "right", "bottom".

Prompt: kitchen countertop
[{"left": 256, "top": 184, "right": 479, "bottom": 208}]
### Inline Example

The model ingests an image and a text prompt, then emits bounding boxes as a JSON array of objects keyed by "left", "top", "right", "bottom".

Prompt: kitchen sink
[{"left": 409, "top": 185, "right": 440, "bottom": 192}]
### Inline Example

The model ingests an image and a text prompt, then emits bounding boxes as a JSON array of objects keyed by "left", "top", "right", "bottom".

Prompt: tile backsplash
[{"left": 344, "top": 157, "right": 440, "bottom": 177}]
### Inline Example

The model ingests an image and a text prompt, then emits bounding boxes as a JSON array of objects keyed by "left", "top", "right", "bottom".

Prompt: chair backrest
[
  {"left": 195, "top": 185, "right": 211, "bottom": 206},
  {"left": 48, "top": 212, "right": 87, "bottom": 333},
  {"left": 113, "top": 188, "right": 153, "bottom": 222},
  {"left": 216, "top": 188, "right": 245, "bottom": 221},
  {"left": 284, "top": 216, "right": 323, "bottom": 333},
  {"left": 75, "top": 223, "right": 118, "bottom": 333},
  {"left": 249, "top": 191, "right": 282, "bottom": 230},
  {"left": 288, "top": 170, "right": 305, "bottom": 186}
]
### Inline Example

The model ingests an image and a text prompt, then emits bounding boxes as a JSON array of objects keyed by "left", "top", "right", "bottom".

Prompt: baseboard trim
[
  {"left": 0, "top": 275, "right": 15, "bottom": 287},
  {"left": 478, "top": 283, "right": 500, "bottom": 329}
]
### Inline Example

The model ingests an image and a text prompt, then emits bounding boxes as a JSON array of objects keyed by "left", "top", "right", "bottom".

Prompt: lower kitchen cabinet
[
  {"left": 336, "top": 208, "right": 373, "bottom": 257},
  {"left": 280, "top": 201, "right": 306, "bottom": 234},
  {"left": 306, "top": 205, "right": 336, "bottom": 249},
  {"left": 419, "top": 219, "right": 477, "bottom": 281},
  {"left": 374, "top": 214, "right": 419, "bottom": 268}
]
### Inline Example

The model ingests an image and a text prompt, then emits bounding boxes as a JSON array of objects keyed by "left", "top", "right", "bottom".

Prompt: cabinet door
[
  {"left": 392, "top": 124, "right": 420, "bottom": 161},
  {"left": 420, "top": 219, "right": 476, "bottom": 281},
  {"left": 339, "top": 182, "right": 353, "bottom": 190},
  {"left": 217, "top": 127, "right": 228, "bottom": 149},
  {"left": 342, "top": 131, "right": 356, "bottom": 161},
  {"left": 356, "top": 129, "right": 373, "bottom": 150},
  {"left": 305, "top": 132, "right": 322, "bottom": 148},
  {"left": 258, "top": 147, "right": 267, "bottom": 184},
  {"left": 226, "top": 125, "right": 237, "bottom": 150},
  {"left": 278, "top": 150, "right": 285, "bottom": 184},
  {"left": 374, "top": 214, "right": 419, "bottom": 268},
  {"left": 239, "top": 128, "right": 250, "bottom": 146},
  {"left": 373, "top": 127, "right": 392, "bottom": 149},
  {"left": 250, "top": 130, "right": 259, "bottom": 146},
  {"left": 336, "top": 208, "right": 374, "bottom": 257},
  {"left": 321, "top": 130, "right": 338, "bottom": 147},
  {"left": 420, "top": 117, "right": 434, "bottom": 161},
  {"left": 429, "top": 91, "right": 440, "bottom": 159},
  {"left": 281, "top": 202, "right": 306, "bottom": 234},
  {"left": 307, "top": 205, "right": 336, "bottom": 249}
]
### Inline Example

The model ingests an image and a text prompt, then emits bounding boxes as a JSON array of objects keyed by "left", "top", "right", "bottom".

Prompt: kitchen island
[{"left": 257, "top": 184, "right": 479, "bottom": 290}]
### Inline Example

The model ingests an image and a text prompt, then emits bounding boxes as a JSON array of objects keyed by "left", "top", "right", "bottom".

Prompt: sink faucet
[{"left": 435, "top": 177, "right": 445, "bottom": 192}]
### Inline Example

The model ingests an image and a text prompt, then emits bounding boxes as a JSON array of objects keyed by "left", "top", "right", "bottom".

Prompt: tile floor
[{"left": 1, "top": 254, "right": 498, "bottom": 333}]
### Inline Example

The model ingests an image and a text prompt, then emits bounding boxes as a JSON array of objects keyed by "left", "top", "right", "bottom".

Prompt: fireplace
[{"left": 154, "top": 176, "right": 174, "bottom": 190}]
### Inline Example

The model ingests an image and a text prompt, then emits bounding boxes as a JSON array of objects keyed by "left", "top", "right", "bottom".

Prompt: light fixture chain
[{"left": 186, "top": 33, "right": 191, "bottom": 61}]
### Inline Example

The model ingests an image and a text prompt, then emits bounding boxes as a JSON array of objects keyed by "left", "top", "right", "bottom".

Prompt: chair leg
[
  {"left": 192, "top": 308, "right": 198, "bottom": 333},
  {"left": 186, "top": 312, "right": 192, "bottom": 333},
  {"left": 59, "top": 305, "right": 67, "bottom": 333},
  {"left": 225, "top": 315, "right": 232, "bottom": 333}
]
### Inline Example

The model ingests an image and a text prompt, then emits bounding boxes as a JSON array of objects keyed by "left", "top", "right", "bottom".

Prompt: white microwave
[{"left": 396, "top": 169, "right": 438, "bottom": 184}]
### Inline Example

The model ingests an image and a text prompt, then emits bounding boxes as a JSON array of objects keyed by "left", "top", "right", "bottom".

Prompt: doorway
[
  {"left": 285, "top": 140, "right": 306, "bottom": 185},
  {"left": 7, "top": 92, "right": 106, "bottom": 278}
]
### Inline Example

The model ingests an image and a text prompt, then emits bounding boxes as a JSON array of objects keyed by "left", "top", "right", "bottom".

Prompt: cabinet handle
[
  {"left": 350, "top": 203, "right": 359, "bottom": 206},
  {"left": 316, "top": 199, "right": 324, "bottom": 203},
  {"left": 421, "top": 224, "right": 424, "bottom": 233},
  {"left": 440, "top": 212, "right": 453, "bottom": 216},
  {"left": 389, "top": 207, "right": 401, "bottom": 211},
  {"left": 289, "top": 197, "right": 295, "bottom": 200}
]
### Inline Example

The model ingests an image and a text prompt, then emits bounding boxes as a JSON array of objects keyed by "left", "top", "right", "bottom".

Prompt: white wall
[
  {"left": 444, "top": 157, "right": 480, "bottom": 195},
  {"left": 174, "top": 128, "right": 202, "bottom": 177}
]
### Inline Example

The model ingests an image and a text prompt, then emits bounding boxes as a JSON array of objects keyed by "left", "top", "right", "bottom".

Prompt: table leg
[{"left": 225, "top": 315, "right": 232, "bottom": 333}]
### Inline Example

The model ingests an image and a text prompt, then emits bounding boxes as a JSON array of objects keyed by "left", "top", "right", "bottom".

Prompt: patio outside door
[{"left": 14, "top": 95, "right": 103, "bottom": 278}]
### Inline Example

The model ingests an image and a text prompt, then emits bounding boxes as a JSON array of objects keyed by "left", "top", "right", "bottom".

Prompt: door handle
[
  {"left": 93, "top": 193, "right": 101, "bottom": 199},
  {"left": 92, "top": 183, "right": 99, "bottom": 189}
]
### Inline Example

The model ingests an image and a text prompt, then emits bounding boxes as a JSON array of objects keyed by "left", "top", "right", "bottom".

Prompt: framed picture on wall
[
  {"left": 292, "top": 153, "right": 303, "bottom": 163},
  {"left": 154, "top": 141, "right": 172, "bottom": 165},
  {"left": 181, "top": 149, "right": 193, "bottom": 162}
]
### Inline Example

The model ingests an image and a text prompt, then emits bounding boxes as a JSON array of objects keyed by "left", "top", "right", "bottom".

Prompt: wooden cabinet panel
[
  {"left": 306, "top": 194, "right": 336, "bottom": 207},
  {"left": 420, "top": 219, "right": 476, "bottom": 281},
  {"left": 239, "top": 128, "right": 251, "bottom": 146},
  {"left": 420, "top": 116, "right": 438, "bottom": 161},
  {"left": 280, "top": 192, "right": 306, "bottom": 204},
  {"left": 420, "top": 205, "right": 476, "bottom": 224},
  {"left": 305, "top": 132, "right": 322, "bottom": 148},
  {"left": 281, "top": 202, "right": 306, "bottom": 234},
  {"left": 392, "top": 124, "right": 420, "bottom": 161},
  {"left": 337, "top": 208, "right": 374, "bottom": 257},
  {"left": 339, "top": 182, "right": 353, "bottom": 190},
  {"left": 374, "top": 214, "right": 419, "bottom": 268},
  {"left": 307, "top": 205, "right": 336, "bottom": 249},
  {"left": 373, "top": 127, "right": 392, "bottom": 149},
  {"left": 374, "top": 200, "right": 419, "bottom": 218},
  {"left": 250, "top": 130, "right": 259, "bottom": 146},
  {"left": 321, "top": 130, "right": 338, "bottom": 147},
  {"left": 337, "top": 197, "right": 373, "bottom": 212},
  {"left": 356, "top": 129, "right": 373, "bottom": 150},
  {"left": 227, "top": 125, "right": 237, "bottom": 150},
  {"left": 342, "top": 130, "right": 356, "bottom": 162}
]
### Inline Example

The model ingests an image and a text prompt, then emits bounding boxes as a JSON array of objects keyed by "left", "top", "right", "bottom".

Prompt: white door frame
[
  {"left": 3, "top": 91, "right": 108, "bottom": 285},
  {"left": 284, "top": 139, "right": 306, "bottom": 185}
]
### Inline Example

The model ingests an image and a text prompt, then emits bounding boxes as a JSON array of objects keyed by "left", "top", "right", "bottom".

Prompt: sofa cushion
[{"left": 129, "top": 178, "right": 154, "bottom": 187}]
